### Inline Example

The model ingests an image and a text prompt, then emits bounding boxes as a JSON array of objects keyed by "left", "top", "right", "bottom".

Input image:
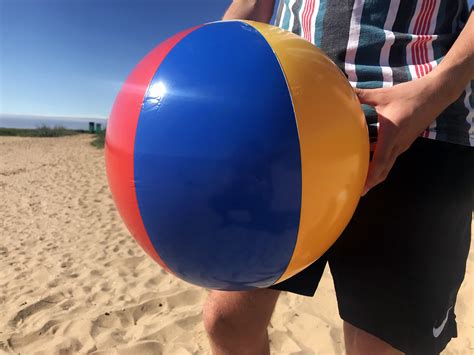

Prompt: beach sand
[{"left": 0, "top": 135, "right": 472, "bottom": 354}]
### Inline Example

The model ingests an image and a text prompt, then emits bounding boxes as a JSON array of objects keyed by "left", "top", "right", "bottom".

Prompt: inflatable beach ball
[{"left": 105, "top": 21, "right": 369, "bottom": 290}]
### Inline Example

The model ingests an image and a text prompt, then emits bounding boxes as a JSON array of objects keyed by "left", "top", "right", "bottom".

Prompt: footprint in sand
[
  {"left": 47, "top": 279, "right": 59, "bottom": 288},
  {"left": 59, "top": 299, "right": 75, "bottom": 311},
  {"left": 89, "top": 269, "right": 102, "bottom": 277},
  {"left": 110, "top": 341, "right": 163, "bottom": 355},
  {"left": 174, "top": 313, "right": 203, "bottom": 331},
  {"left": 5, "top": 320, "right": 62, "bottom": 351},
  {"left": 165, "top": 289, "right": 204, "bottom": 309},
  {"left": 0, "top": 246, "right": 8, "bottom": 257},
  {"left": 9, "top": 293, "right": 63, "bottom": 327},
  {"left": 144, "top": 276, "right": 162, "bottom": 288},
  {"left": 60, "top": 260, "right": 72, "bottom": 268}
]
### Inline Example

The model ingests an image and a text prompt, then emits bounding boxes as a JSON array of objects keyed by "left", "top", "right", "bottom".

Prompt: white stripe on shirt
[
  {"left": 380, "top": 0, "right": 401, "bottom": 87},
  {"left": 345, "top": 0, "right": 365, "bottom": 86}
]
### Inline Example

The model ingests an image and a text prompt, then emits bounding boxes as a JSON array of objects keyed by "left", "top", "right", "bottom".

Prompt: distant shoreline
[{"left": 0, "top": 114, "right": 108, "bottom": 131}]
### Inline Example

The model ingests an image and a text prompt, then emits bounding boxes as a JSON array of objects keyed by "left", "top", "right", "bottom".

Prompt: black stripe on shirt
[
  {"left": 320, "top": 0, "right": 355, "bottom": 73},
  {"left": 291, "top": 0, "right": 304, "bottom": 35},
  {"left": 389, "top": 0, "right": 417, "bottom": 84}
]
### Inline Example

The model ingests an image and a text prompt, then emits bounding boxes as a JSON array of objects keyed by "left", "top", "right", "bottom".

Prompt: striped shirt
[{"left": 275, "top": 0, "right": 473, "bottom": 146}]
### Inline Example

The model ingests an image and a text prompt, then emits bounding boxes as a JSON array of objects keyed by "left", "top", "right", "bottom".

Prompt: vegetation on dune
[
  {"left": 0, "top": 125, "right": 84, "bottom": 137},
  {"left": 90, "top": 129, "right": 106, "bottom": 149},
  {"left": 0, "top": 125, "right": 107, "bottom": 149}
]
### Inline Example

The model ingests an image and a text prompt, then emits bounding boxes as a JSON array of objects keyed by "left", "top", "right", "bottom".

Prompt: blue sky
[
  {"left": 2, "top": 1, "right": 472, "bottom": 120},
  {"left": 1, "top": 0, "right": 273, "bottom": 119}
]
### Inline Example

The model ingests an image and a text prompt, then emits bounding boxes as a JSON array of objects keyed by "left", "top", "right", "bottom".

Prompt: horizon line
[{"left": 0, "top": 113, "right": 109, "bottom": 121}]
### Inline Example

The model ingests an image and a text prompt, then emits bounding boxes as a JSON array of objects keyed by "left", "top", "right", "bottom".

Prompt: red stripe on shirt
[
  {"left": 412, "top": 0, "right": 436, "bottom": 78},
  {"left": 422, "top": 0, "right": 436, "bottom": 73},
  {"left": 302, "top": 0, "right": 316, "bottom": 42},
  {"left": 412, "top": 0, "right": 429, "bottom": 77}
]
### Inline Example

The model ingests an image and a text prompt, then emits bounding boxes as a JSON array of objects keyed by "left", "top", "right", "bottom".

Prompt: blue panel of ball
[{"left": 134, "top": 21, "right": 302, "bottom": 289}]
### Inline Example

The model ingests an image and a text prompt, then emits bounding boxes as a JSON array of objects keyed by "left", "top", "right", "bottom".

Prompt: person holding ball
[{"left": 203, "top": 1, "right": 474, "bottom": 354}]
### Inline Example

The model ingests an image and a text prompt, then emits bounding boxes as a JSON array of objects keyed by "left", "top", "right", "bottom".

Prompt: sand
[{"left": 0, "top": 135, "right": 472, "bottom": 354}]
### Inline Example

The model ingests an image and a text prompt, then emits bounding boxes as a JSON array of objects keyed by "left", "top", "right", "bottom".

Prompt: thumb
[{"left": 354, "top": 87, "right": 379, "bottom": 106}]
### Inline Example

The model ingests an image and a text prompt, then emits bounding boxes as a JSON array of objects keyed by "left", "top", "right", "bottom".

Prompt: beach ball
[{"left": 105, "top": 21, "right": 369, "bottom": 290}]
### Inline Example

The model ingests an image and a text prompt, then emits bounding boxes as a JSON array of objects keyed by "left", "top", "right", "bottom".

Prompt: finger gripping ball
[{"left": 105, "top": 21, "right": 369, "bottom": 290}]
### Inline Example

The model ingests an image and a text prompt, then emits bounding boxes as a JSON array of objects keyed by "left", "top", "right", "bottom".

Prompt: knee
[
  {"left": 203, "top": 289, "right": 279, "bottom": 344},
  {"left": 202, "top": 298, "right": 238, "bottom": 339},
  {"left": 343, "top": 322, "right": 403, "bottom": 355},
  {"left": 202, "top": 293, "right": 270, "bottom": 341}
]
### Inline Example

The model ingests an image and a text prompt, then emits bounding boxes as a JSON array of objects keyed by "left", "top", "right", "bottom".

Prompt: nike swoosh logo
[{"left": 433, "top": 306, "right": 453, "bottom": 338}]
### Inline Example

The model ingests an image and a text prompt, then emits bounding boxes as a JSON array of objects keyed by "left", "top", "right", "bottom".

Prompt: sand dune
[{"left": 0, "top": 135, "right": 472, "bottom": 354}]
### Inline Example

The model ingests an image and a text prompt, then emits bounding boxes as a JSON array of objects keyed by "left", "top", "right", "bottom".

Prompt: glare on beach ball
[{"left": 105, "top": 21, "right": 369, "bottom": 290}]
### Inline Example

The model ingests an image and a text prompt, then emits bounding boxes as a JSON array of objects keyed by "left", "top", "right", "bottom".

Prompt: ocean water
[{"left": 0, "top": 115, "right": 108, "bottom": 131}]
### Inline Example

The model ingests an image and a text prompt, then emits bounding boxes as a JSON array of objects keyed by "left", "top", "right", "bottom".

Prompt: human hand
[{"left": 354, "top": 75, "right": 457, "bottom": 195}]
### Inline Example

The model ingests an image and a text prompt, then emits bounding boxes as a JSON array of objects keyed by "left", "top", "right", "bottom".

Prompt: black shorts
[{"left": 270, "top": 138, "right": 473, "bottom": 355}]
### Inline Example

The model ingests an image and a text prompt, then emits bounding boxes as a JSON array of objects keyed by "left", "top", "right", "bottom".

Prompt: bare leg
[
  {"left": 344, "top": 321, "right": 404, "bottom": 355},
  {"left": 203, "top": 288, "right": 280, "bottom": 355}
]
